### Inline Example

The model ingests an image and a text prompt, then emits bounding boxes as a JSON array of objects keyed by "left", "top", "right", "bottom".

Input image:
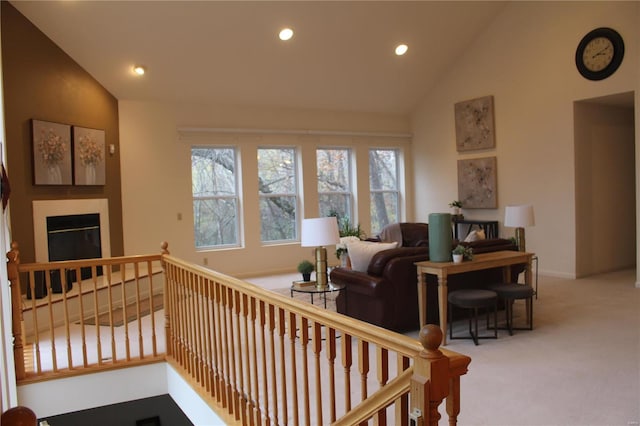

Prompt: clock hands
[{"left": 592, "top": 45, "right": 611, "bottom": 59}]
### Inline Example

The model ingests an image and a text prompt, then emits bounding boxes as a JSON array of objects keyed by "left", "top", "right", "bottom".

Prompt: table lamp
[
  {"left": 301, "top": 217, "right": 340, "bottom": 288},
  {"left": 504, "top": 204, "right": 535, "bottom": 252}
]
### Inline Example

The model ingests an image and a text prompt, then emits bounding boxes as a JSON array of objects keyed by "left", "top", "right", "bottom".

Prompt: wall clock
[{"left": 575, "top": 27, "right": 624, "bottom": 81}]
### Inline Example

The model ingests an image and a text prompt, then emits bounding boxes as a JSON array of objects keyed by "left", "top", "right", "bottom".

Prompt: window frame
[
  {"left": 369, "top": 147, "right": 401, "bottom": 235},
  {"left": 316, "top": 147, "right": 354, "bottom": 223},
  {"left": 257, "top": 146, "right": 300, "bottom": 244},
  {"left": 191, "top": 145, "right": 242, "bottom": 250}
]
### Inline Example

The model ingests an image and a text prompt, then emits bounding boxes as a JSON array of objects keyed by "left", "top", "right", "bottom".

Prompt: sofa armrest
[
  {"left": 367, "top": 246, "right": 429, "bottom": 276},
  {"left": 329, "top": 267, "right": 387, "bottom": 298}
]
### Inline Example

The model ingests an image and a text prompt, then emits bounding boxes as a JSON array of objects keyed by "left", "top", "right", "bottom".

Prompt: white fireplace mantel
[{"left": 33, "top": 199, "right": 111, "bottom": 262}]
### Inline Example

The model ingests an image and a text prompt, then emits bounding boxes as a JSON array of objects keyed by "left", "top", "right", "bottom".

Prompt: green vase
[{"left": 428, "top": 213, "right": 453, "bottom": 262}]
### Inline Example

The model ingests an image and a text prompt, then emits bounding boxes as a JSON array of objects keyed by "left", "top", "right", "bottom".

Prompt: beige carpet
[
  {"left": 248, "top": 269, "right": 640, "bottom": 426},
  {"left": 271, "top": 286, "right": 338, "bottom": 312}
]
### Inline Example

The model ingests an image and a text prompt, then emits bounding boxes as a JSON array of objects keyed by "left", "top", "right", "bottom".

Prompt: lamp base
[
  {"left": 515, "top": 227, "right": 526, "bottom": 252},
  {"left": 315, "top": 246, "right": 328, "bottom": 288}
]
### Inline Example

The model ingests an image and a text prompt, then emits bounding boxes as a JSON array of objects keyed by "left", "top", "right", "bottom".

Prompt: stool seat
[
  {"left": 448, "top": 289, "right": 497, "bottom": 308},
  {"left": 488, "top": 283, "right": 535, "bottom": 299},
  {"left": 487, "top": 283, "right": 535, "bottom": 335},
  {"left": 448, "top": 289, "right": 498, "bottom": 345}
]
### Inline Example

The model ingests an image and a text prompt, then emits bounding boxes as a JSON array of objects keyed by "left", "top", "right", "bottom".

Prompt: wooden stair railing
[
  {"left": 6, "top": 242, "right": 168, "bottom": 382},
  {"left": 162, "top": 255, "right": 472, "bottom": 425},
  {"left": 6, "top": 242, "right": 472, "bottom": 425}
]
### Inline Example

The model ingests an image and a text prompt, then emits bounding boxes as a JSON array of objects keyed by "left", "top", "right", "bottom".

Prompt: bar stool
[
  {"left": 488, "top": 283, "right": 535, "bottom": 335},
  {"left": 447, "top": 289, "right": 498, "bottom": 345}
]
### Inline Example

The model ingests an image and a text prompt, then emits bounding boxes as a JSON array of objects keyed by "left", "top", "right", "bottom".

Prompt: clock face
[
  {"left": 575, "top": 28, "right": 624, "bottom": 81},
  {"left": 582, "top": 37, "right": 614, "bottom": 72}
]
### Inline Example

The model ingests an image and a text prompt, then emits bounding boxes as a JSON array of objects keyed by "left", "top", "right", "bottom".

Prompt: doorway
[{"left": 574, "top": 91, "right": 636, "bottom": 277}]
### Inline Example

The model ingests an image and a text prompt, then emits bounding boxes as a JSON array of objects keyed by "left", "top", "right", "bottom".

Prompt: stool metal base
[{"left": 448, "top": 302, "right": 498, "bottom": 346}]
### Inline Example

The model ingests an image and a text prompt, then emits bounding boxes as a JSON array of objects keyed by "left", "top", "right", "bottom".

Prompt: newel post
[
  {"left": 159, "top": 241, "right": 171, "bottom": 357},
  {"left": 6, "top": 242, "right": 25, "bottom": 379},
  {"left": 411, "top": 324, "right": 450, "bottom": 426}
]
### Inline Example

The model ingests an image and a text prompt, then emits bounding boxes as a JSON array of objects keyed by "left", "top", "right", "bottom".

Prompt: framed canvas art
[
  {"left": 73, "top": 126, "right": 106, "bottom": 185},
  {"left": 454, "top": 95, "right": 495, "bottom": 152},
  {"left": 457, "top": 156, "right": 497, "bottom": 208},
  {"left": 32, "top": 119, "right": 72, "bottom": 185}
]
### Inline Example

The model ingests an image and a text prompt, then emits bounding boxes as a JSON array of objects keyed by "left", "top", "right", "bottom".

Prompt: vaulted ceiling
[{"left": 11, "top": 1, "right": 507, "bottom": 115}]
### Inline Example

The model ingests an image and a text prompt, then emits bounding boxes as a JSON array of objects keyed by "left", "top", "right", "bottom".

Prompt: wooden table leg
[
  {"left": 417, "top": 269, "right": 426, "bottom": 328},
  {"left": 438, "top": 275, "right": 448, "bottom": 345}
]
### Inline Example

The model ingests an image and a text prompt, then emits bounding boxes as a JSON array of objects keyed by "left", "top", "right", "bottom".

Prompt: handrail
[{"left": 7, "top": 242, "right": 472, "bottom": 425}]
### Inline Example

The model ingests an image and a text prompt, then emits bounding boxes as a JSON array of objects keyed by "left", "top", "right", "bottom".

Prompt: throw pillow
[
  {"left": 347, "top": 240, "right": 398, "bottom": 272},
  {"left": 463, "top": 228, "right": 486, "bottom": 243}
]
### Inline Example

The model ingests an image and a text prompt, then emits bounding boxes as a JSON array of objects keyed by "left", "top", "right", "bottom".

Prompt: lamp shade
[
  {"left": 504, "top": 205, "right": 535, "bottom": 228},
  {"left": 301, "top": 217, "right": 340, "bottom": 247}
]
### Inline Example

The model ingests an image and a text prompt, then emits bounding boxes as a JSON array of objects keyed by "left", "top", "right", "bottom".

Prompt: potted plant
[
  {"left": 452, "top": 244, "right": 473, "bottom": 263},
  {"left": 297, "top": 260, "right": 314, "bottom": 281},
  {"left": 449, "top": 200, "right": 463, "bottom": 216}
]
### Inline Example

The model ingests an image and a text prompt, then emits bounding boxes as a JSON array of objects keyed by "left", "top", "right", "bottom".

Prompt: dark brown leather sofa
[{"left": 329, "top": 223, "right": 521, "bottom": 332}]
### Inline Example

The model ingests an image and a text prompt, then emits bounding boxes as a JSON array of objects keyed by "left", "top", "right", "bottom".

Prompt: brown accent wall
[{"left": 1, "top": 2, "right": 124, "bottom": 262}]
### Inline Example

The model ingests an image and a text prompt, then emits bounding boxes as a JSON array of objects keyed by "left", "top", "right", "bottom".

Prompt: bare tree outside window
[
  {"left": 258, "top": 148, "right": 298, "bottom": 242},
  {"left": 192, "top": 147, "right": 240, "bottom": 248},
  {"left": 317, "top": 148, "right": 352, "bottom": 221},
  {"left": 369, "top": 148, "right": 400, "bottom": 234}
]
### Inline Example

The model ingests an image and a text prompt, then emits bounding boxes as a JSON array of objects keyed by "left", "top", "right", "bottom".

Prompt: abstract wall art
[
  {"left": 454, "top": 95, "right": 495, "bottom": 152},
  {"left": 457, "top": 156, "right": 497, "bottom": 208}
]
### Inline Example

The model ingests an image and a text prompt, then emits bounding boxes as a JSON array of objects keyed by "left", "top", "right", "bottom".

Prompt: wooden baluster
[
  {"left": 259, "top": 301, "right": 271, "bottom": 426},
  {"left": 239, "top": 292, "right": 249, "bottom": 425},
  {"left": 60, "top": 267, "right": 73, "bottom": 369},
  {"left": 396, "top": 355, "right": 410, "bottom": 426},
  {"left": 91, "top": 265, "right": 103, "bottom": 366},
  {"left": 6, "top": 243, "right": 25, "bottom": 380},
  {"left": 376, "top": 347, "right": 389, "bottom": 426},
  {"left": 147, "top": 260, "right": 157, "bottom": 357},
  {"left": 134, "top": 262, "right": 144, "bottom": 359},
  {"left": 44, "top": 270, "right": 57, "bottom": 372},
  {"left": 232, "top": 289, "right": 244, "bottom": 422},
  {"left": 287, "top": 311, "right": 299, "bottom": 426},
  {"left": 342, "top": 333, "right": 353, "bottom": 413},
  {"left": 26, "top": 270, "right": 40, "bottom": 374},
  {"left": 277, "top": 307, "right": 286, "bottom": 424},
  {"left": 265, "top": 304, "right": 280, "bottom": 425},
  {"left": 358, "top": 339, "right": 370, "bottom": 402},
  {"left": 196, "top": 274, "right": 206, "bottom": 386},
  {"left": 312, "top": 322, "right": 323, "bottom": 426},
  {"left": 411, "top": 324, "right": 450, "bottom": 426},
  {"left": 161, "top": 242, "right": 171, "bottom": 359},
  {"left": 446, "top": 375, "right": 461, "bottom": 426},
  {"left": 75, "top": 266, "right": 88, "bottom": 367},
  {"left": 300, "top": 316, "right": 311, "bottom": 426},
  {"left": 325, "top": 326, "right": 337, "bottom": 423},
  {"left": 214, "top": 281, "right": 227, "bottom": 409},
  {"left": 120, "top": 264, "right": 130, "bottom": 361},
  {"left": 106, "top": 266, "right": 116, "bottom": 363},
  {"left": 225, "top": 287, "right": 239, "bottom": 419},
  {"left": 249, "top": 297, "right": 260, "bottom": 426},
  {"left": 203, "top": 278, "right": 214, "bottom": 396}
]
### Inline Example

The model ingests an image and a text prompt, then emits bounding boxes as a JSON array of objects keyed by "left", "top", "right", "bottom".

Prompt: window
[
  {"left": 258, "top": 148, "right": 298, "bottom": 242},
  {"left": 191, "top": 147, "right": 240, "bottom": 248},
  {"left": 369, "top": 148, "right": 400, "bottom": 234},
  {"left": 317, "top": 148, "right": 352, "bottom": 221}
]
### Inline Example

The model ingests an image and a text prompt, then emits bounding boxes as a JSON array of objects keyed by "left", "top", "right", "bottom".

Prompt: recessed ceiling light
[
  {"left": 133, "top": 65, "right": 146, "bottom": 76},
  {"left": 279, "top": 28, "right": 294, "bottom": 41},
  {"left": 395, "top": 44, "right": 408, "bottom": 56}
]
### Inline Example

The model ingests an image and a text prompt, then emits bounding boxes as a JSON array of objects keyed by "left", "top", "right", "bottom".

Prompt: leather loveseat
[{"left": 329, "top": 222, "right": 521, "bottom": 332}]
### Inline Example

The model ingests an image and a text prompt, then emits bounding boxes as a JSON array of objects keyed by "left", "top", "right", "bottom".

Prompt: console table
[
  {"left": 452, "top": 218, "right": 499, "bottom": 240},
  {"left": 415, "top": 250, "right": 533, "bottom": 345}
]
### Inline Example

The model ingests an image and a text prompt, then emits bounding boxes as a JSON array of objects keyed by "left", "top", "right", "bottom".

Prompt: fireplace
[{"left": 33, "top": 199, "right": 111, "bottom": 263}]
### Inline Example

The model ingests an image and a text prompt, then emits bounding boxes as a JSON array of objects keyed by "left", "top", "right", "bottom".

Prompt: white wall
[
  {"left": 119, "top": 101, "right": 411, "bottom": 276},
  {"left": 411, "top": 1, "right": 639, "bottom": 278}
]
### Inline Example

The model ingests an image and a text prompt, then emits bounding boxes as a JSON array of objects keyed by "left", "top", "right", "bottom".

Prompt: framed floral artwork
[
  {"left": 32, "top": 119, "right": 73, "bottom": 185},
  {"left": 454, "top": 95, "right": 495, "bottom": 152},
  {"left": 73, "top": 126, "right": 105, "bottom": 185}
]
